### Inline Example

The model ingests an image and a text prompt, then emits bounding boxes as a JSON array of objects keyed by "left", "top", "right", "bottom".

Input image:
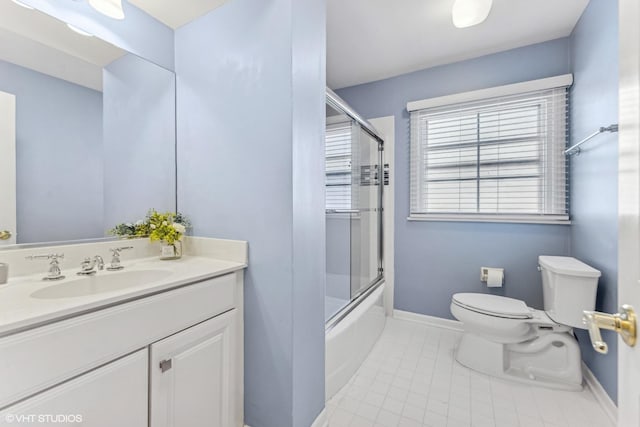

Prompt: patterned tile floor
[{"left": 327, "top": 318, "right": 613, "bottom": 427}]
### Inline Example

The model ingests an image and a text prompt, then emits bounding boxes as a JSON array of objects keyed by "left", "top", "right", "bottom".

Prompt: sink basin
[{"left": 30, "top": 269, "right": 172, "bottom": 299}]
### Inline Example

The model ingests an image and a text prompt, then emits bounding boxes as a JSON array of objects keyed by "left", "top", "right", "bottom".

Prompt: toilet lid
[{"left": 452, "top": 293, "right": 533, "bottom": 319}]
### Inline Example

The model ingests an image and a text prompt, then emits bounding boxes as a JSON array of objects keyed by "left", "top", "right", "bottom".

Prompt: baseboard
[
  {"left": 582, "top": 362, "right": 617, "bottom": 426},
  {"left": 393, "top": 309, "right": 464, "bottom": 331},
  {"left": 310, "top": 409, "right": 328, "bottom": 427},
  {"left": 244, "top": 409, "right": 327, "bottom": 427}
]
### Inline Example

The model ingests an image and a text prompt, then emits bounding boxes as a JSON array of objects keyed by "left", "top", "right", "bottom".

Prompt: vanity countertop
[{"left": 0, "top": 255, "right": 246, "bottom": 337}]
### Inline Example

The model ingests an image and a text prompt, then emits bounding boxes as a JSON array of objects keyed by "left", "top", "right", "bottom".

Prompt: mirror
[{"left": 0, "top": 1, "right": 176, "bottom": 247}]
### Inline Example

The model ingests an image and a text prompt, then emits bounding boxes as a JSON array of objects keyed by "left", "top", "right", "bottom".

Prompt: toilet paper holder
[{"left": 480, "top": 267, "right": 504, "bottom": 286}]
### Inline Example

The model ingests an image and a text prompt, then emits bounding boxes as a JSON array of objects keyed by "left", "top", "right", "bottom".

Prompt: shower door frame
[{"left": 325, "top": 88, "right": 385, "bottom": 330}]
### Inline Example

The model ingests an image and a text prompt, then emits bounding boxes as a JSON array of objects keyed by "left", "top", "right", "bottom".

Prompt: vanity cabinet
[
  {"left": 150, "top": 310, "right": 237, "bottom": 427},
  {"left": 0, "top": 350, "right": 148, "bottom": 426},
  {"left": 0, "top": 271, "right": 244, "bottom": 427}
]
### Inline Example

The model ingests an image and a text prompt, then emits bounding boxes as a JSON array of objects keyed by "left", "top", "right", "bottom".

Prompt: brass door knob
[
  {"left": 583, "top": 305, "right": 636, "bottom": 354},
  {"left": 0, "top": 230, "right": 11, "bottom": 241}
]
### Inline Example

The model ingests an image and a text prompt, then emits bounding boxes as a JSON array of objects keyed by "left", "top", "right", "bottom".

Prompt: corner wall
[
  {"left": 337, "top": 12, "right": 620, "bottom": 404},
  {"left": 569, "top": 0, "right": 619, "bottom": 404},
  {"left": 175, "top": 0, "right": 326, "bottom": 426},
  {"left": 336, "top": 39, "right": 572, "bottom": 320}
]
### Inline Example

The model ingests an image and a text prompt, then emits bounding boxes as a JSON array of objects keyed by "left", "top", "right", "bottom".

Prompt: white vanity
[
  {"left": 0, "top": 237, "right": 247, "bottom": 427},
  {"left": 0, "top": 3, "right": 249, "bottom": 425}
]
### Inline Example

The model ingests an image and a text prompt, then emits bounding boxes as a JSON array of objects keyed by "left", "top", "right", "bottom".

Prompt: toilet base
[{"left": 455, "top": 331, "right": 583, "bottom": 391}]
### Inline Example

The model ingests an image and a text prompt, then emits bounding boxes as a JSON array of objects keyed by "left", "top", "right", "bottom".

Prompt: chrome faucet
[
  {"left": 107, "top": 246, "right": 133, "bottom": 271},
  {"left": 77, "top": 255, "right": 105, "bottom": 276},
  {"left": 26, "top": 254, "right": 65, "bottom": 281}
]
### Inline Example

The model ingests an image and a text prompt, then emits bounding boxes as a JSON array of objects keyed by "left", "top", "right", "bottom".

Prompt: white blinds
[
  {"left": 410, "top": 87, "right": 569, "bottom": 220},
  {"left": 326, "top": 123, "right": 353, "bottom": 210}
]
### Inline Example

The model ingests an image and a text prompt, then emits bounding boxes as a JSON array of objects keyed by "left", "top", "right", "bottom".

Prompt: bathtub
[{"left": 325, "top": 281, "right": 386, "bottom": 400}]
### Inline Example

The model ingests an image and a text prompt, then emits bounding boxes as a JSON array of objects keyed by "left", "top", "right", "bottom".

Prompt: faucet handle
[
  {"left": 109, "top": 246, "right": 133, "bottom": 255},
  {"left": 26, "top": 253, "right": 64, "bottom": 262},
  {"left": 107, "top": 246, "right": 133, "bottom": 271},
  {"left": 26, "top": 253, "right": 65, "bottom": 281}
]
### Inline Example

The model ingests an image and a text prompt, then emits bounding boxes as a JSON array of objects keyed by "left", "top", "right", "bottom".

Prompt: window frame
[{"left": 407, "top": 75, "right": 572, "bottom": 225}]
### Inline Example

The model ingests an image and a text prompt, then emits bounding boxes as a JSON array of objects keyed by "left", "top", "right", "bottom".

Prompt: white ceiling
[
  {"left": 0, "top": 0, "right": 231, "bottom": 92},
  {"left": 327, "top": 0, "right": 590, "bottom": 89},
  {"left": 128, "top": 0, "right": 229, "bottom": 29},
  {"left": 0, "top": 0, "right": 590, "bottom": 93},
  {"left": 0, "top": 1, "right": 125, "bottom": 91},
  {"left": 0, "top": 0, "right": 227, "bottom": 90}
]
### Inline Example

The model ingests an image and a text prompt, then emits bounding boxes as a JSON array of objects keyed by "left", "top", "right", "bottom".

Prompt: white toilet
[{"left": 450, "top": 256, "right": 601, "bottom": 391}]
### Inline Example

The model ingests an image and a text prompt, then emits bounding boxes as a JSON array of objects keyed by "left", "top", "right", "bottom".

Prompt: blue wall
[
  {"left": 23, "top": 0, "right": 174, "bottom": 71},
  {"left": 0, "top": 59, "right": 104, "bottom": 243},
  {"left": 569, "top": 0, "right": 619, "bottom": 404},
  {"left": 103, "top": 54, "right": 176, "bottom": 227},
  {"left": 338, "top": 19, "right": 620, "bottom": 403},
  {"left": 337, "top": 39, "right": 572, "bottom": 320},
  {"left": 175, "top": 0, "right": 326, "bottom": 426}
]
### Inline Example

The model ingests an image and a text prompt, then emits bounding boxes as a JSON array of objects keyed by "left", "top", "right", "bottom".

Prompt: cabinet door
[
  {"left": 0, "top": 349, "right": 147, "bottom": 426},
  {"left": 150, "top": 310, "right": 237, "bottom": 427}
]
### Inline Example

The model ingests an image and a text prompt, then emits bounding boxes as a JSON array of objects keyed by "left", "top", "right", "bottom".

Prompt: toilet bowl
[{"left": 450, "top": 256, "right": 601, "bottom": 391}]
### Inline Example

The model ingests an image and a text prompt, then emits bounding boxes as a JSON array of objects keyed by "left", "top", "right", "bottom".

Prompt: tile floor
[{"left": 326, "top": 318, "right": 613, "bottom": 427}]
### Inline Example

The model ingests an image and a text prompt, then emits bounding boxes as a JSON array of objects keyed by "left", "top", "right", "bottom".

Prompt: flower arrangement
[
  {"left": 108, "top": 220, "right": 149, "bottom": 239},
  {"left": 109, "top": 210, "right": 190, "bottom": 245},
  {"left": 147, "top": 210, "right": 189, "bottom": 245}
]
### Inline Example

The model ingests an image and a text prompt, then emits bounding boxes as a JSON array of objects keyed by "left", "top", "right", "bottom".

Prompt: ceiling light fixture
[
  {"left": 452, "top": 0, "right": 493, "bottom": 28},
  {"left": 11, "top": 0, "right": 34, "bottom": 10},
  {"left": 66, "top": 23, "right": 94, "bottom": 37},
  {"left": 88, "top": 0, "right": 125, "bottom": 20}
]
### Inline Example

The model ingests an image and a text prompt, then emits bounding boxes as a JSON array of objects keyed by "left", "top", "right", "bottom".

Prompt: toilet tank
[{"left": 539, "top": 256, "right": 601, "bottom": 329}]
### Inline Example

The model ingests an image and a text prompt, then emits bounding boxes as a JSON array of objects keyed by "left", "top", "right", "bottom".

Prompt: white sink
[{"left": 30, "top": 269, "right": 172, "bottom": 299}]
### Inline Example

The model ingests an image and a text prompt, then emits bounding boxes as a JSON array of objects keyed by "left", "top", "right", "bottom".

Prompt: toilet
[{"left": 450, "top": 256, "right": 601, "bottom": 391}]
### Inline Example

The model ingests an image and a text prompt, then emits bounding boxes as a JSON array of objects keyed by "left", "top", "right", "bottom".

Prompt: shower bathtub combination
[{"left": 324, "top": 88, "right": 387, "bottom": 400}]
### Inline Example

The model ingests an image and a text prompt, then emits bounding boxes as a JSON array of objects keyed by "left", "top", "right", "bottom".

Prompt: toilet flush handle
[{"left": 583, "top": 305, "right": 636, "bottom": 354}]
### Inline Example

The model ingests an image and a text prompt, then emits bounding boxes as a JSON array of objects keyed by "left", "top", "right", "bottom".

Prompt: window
[
  {"left": 325, "top": 122, "right": 353, "bottom": 211},
  {"left": 409, "top": 82, "right": 569, "bottom": 223}
]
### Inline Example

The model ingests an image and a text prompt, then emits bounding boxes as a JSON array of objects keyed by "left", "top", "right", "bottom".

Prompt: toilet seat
[{"left": 452, "top": 293, "right": 532, "bottom": 319}]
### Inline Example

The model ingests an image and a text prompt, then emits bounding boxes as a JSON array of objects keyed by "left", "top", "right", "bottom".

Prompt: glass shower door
[
  {"left": 325, "top": 100, "right": 384, "bottom": 323},
  {"left": 325, "top": 112, "right": 357, "bottom": 321},
  {"left": 349, "top": 124, "right": 383, "bottom": 298}
]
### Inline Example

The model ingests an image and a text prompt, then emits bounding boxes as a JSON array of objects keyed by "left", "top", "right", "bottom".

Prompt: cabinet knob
[{"left": 159, "top": 359, "right": 172, "bottom": 373}]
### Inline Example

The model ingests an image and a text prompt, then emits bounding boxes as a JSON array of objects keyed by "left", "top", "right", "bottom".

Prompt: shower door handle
[{"left": 326, "top": 209, "right": 360, "bottom": 214}]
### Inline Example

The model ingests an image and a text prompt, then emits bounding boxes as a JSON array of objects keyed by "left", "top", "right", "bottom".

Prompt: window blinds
[
  {"left": 326, "top": 123, "right": 353, "bottom": 210},
  {"left": 409, "top": 87, "right": 569, "bottom": 221}
]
